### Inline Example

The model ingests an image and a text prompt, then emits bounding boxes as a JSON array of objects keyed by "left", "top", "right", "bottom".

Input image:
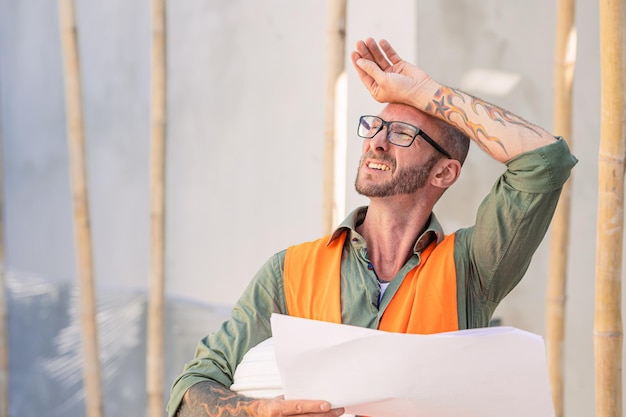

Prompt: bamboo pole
[
  {"left": 322, "top": 0, "right": 347, "bottom": 234},
  {"left": 0, "top": 73, "right": 8, "bottom": 417},
  {"left": 57, "top": 1, "right": 105, "bottom": 417},
  {"left": 546, "top": 0, "right": 575, "bottom": 415},
  {"left": 595, "top": 0, "right": 625, "bottom": 416},
  {"left": 146, "top": 0, "right": 167, "bottom": 415}
]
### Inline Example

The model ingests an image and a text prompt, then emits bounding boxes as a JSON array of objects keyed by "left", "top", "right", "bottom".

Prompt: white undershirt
[{"left": 379, "top": 281, "right": 391, "bottom": 304}]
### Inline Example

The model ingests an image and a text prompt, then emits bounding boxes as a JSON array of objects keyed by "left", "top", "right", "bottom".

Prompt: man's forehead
[{"left": 379, "top": 103, "right": 429, "bottom": 125}]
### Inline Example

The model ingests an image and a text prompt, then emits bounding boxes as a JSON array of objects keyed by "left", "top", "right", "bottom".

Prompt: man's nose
[{"left": 370, "top": 126, "right": 390, "bottom": 151}]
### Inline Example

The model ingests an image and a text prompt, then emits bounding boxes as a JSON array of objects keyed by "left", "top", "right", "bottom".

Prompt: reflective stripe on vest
[{"left": 283, "top": 230, "right": 459, "bottom": 334}]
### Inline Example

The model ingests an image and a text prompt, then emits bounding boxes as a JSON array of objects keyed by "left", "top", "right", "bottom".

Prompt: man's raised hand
[{"left": 350, "top": 38, "right": 436, "bottom": 106}]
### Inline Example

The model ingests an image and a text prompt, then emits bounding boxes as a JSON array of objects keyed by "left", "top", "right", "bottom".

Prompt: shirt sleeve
[
  {"left": 166, "top": 251, "right": 287, "bottom": 417},
  {"left": 454, "top": 137, "right": 578, "bottom": 328}
]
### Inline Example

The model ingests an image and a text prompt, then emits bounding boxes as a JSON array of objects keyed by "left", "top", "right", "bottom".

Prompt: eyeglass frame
[{"left": 357, "top": 115, "right": 452, "bottom": 159}]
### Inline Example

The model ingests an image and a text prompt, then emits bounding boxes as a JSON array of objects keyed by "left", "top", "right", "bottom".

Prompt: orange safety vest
[{"left": 283, "top": 230, "right": 459, "bottom": 334}]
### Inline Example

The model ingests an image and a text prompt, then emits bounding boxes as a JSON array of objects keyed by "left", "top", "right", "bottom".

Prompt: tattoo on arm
[
  {"left": 178, "top": 380, "right": 261, "bottom": 417},
  {"left": 425, "top": 86, "right": 543, "bottom": 156}
]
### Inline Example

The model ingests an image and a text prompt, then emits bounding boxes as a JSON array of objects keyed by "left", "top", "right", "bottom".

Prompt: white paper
[{"left": 270, "top": 314, "right": 555, "bottom": 417}]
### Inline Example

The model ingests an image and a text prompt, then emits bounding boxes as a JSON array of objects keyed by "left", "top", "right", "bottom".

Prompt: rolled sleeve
[{"left": 503, "top": 137, "right": 578, "bottom": 192}]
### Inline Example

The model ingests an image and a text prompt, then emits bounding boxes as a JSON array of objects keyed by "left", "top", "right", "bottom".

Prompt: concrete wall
[{"left": 0, "top": 0, "right": 621, "bottom": 416}]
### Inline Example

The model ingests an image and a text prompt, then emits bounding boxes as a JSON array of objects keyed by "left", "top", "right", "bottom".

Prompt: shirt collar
[{"left": 327, "top": 206, "right": 445, "bottom": 254}]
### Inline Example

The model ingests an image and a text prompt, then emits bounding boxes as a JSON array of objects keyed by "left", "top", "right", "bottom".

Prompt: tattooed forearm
[
  {"left": 426, "top": 86, "right": 468, "bottom": 122},
  {"left": 177, "top": 380, "right": 261, "bottom": 417},
  {"left": 425, "top": 86, "right": 543, "bottom": 156}
]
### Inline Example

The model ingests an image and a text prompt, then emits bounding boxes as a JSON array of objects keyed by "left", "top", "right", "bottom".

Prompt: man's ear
[{"left": 431, "top": 159, "right": 462, "bottom": 189}]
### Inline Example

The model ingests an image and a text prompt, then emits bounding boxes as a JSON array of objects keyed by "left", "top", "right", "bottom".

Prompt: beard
[{"left": 355, "top": 152, "right": 440, "bottom": 198}]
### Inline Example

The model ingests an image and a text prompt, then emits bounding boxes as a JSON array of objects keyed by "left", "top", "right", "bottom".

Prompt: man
[{"left": 167, "top": 37, "right": 577, "bottom": 417}]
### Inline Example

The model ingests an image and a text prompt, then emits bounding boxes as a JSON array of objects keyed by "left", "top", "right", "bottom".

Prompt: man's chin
[{"left": 355, "top": 184, "right": 393, "bottom": 198}]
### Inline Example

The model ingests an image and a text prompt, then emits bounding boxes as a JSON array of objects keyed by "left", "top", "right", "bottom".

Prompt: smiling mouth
[{"left": 367, "top": 162, "right": 391, "bottom": 171}]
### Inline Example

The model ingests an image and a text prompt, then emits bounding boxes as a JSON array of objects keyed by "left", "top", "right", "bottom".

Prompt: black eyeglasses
[{"left": 357, "top": 115, "right": 451, "bottom": 159}]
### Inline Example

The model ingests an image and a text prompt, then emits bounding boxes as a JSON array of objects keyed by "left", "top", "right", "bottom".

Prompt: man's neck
[{"left": 356, "top": 198, "right": 432, "bottom": 281}]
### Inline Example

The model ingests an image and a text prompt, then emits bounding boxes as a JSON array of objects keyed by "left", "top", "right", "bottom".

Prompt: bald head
[{"left": 379, "top": 103, "right": 470, "bottom": 165}]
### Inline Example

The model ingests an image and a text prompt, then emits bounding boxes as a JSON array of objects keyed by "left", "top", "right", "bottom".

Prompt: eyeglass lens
[{"left": 358, "top": 116, "right": 417, "bottom": 147}]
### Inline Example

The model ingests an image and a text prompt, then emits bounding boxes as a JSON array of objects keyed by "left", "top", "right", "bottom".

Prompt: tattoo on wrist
[
  {"left": 426, "top": 86, "right": 542, "bottom": 155},
  {"left": 180, "top": 381, "right": 260, "bottom": 417}
]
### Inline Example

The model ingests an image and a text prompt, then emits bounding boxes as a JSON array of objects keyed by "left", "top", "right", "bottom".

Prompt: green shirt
[{"left": 167, "top": 138, "right": 577, "bottom": 416}]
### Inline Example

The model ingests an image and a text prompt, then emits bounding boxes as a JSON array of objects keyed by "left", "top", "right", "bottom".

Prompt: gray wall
[{"left": 0, "top": 0, "right": 621, "bottom": 416}]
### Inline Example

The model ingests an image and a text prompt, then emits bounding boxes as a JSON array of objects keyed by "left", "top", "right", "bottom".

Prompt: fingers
[
  {"left": 276, "top": 399, "right": 345, "bottom": 416},
  {"left": 354, "top": 39, "right": 375, "bottom": 63},
  {"left": 351, "top": 39, "right": 387, "bottom": 84},
  {"left": 350, "top": 50, "right": 368, "bottom": 80},
  {"left": 351, "top": 37, "right": 410, "bottom": 104},
  {"left": 354, "top": 38, "right": 403, "bottom": 68},
  {"left": 350, "top": 51, "right": 378, "bottom": 92},
  {"left": 363, "top": 37, "right": 392, "bottom": 70},
  {"left": 351, "top": 57, "right": 383, "bottom": 102},
  {"left": 354, "top": 58, "right": 382, "bottom": 84},
  {"left": 378, "top": 39, "right": 403, "bottom": 65}
]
